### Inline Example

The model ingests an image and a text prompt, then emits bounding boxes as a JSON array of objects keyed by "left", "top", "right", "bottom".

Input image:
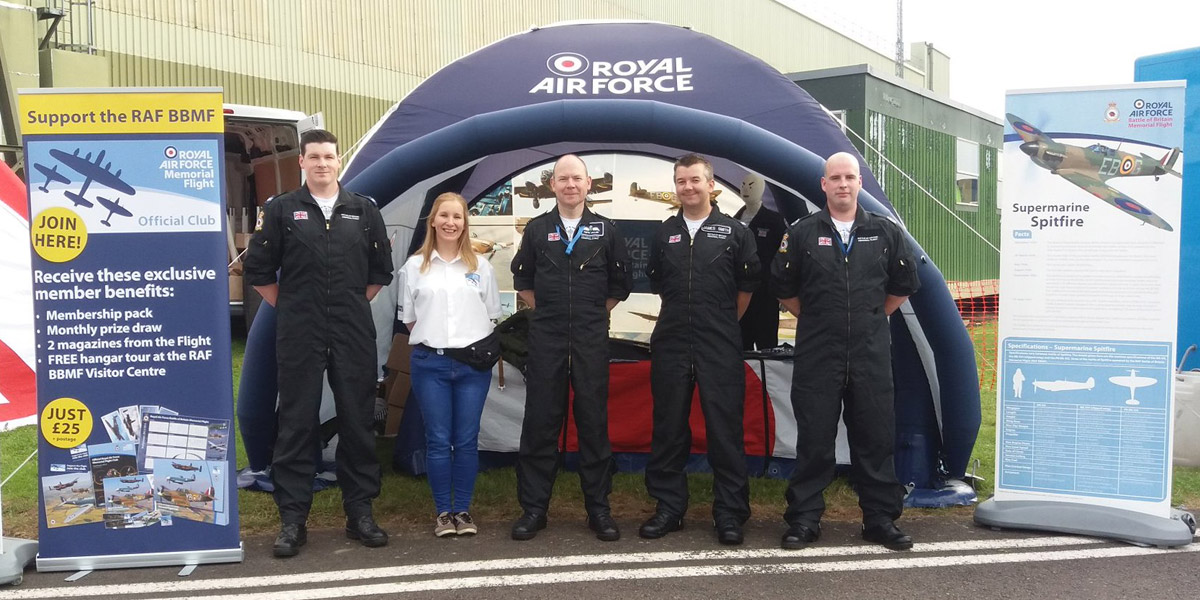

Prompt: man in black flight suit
[
  {"left": 640, "top": 154, "right": 760, "bottom": 545},
  {"left": 245, "top": 129, "right": 394, "bottom": 558},
  {"left": 771, "top": 151, "right": 920, "bottom": 551},
  {"left": 510, "top": 154, "right": 632, "bottom": 541},
  {"left": 734, "top": 173, "right": 788, "bottom": 350}
]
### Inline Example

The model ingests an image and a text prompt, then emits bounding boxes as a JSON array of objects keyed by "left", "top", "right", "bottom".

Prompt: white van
[{"left": 223, "top": 104, "right": 322, "bottom": 327}]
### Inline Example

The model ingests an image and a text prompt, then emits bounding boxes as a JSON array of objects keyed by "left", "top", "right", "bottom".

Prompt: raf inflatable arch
[{"left": 239, "top": 21, "right": 981, "bottom": 505}]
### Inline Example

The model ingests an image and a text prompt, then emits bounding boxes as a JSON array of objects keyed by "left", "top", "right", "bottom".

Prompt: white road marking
[
  {"left": 0, "top": 535, "right": 1181, "bottom": 600},
  {"left": 139, "top": 543, "right": 1200, "bottom": 600}
]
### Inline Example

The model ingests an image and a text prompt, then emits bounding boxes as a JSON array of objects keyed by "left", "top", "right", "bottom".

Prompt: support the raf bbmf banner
[
  {"left": 20, "top": 87, "right": 242, "bottom": 570},
  {"left": 976, "top": 82, "right": 1195, "bottom": 546}
]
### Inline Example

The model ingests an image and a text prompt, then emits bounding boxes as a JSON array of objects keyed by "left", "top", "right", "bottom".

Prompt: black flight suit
[
  {"left": 510, "top": 206, "right": 632, "bottom": 517},
  {"left": 733, "top": 206, "right": 788, "bottom": 350},
  {"left": 244, "top": 186, "right": 394, "bottom": 524},
  {"left": 770, "top": 205, "right": 919, "bottom": 529},
  {"left": 646, "top": 209, "right": 760, "bottom": 523}
]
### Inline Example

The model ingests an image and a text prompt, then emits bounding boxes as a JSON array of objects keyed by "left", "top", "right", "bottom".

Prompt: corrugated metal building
[
  {"left": 2, "top": 0, "right": 997, "bottom": 281},
  {"left": 3, "top": 0, "right": 951, "bottom": 148}
]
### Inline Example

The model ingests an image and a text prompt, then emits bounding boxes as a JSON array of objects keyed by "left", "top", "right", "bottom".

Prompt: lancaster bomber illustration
[
  {"left": 49, "top": 478, "right": 79, "bottom": 491},
  {"left": 515, "top": 170, "right": 613, "bottom": 209},
  {"left": 1007, "top": 113, "right": 1179, "bottom": 231},
  {"left": 629, "top": 182, "right": 722, "bottom": 209},
  {"left": 47, "top": 148, "right": 136, "bottom": 208}
]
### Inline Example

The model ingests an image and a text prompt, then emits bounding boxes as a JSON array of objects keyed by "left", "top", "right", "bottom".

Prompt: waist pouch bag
[{"left": 445, "top": 330, "right": 501, "bottom": 371}]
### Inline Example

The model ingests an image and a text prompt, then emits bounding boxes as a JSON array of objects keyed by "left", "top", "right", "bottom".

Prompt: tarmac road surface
[{"left": 1, "top": 515, "right": 1197, "bottom": 599}]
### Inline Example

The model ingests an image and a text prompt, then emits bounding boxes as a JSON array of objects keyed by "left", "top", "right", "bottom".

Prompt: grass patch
[{"left": 4, "top": 323, "right": 1198, "bottom": 539}]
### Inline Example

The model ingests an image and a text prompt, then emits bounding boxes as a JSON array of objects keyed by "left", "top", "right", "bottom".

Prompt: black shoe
[
  {"left": 715, "top": 519, "right": 744, "bottom": 546},
  {"left": 587, "top": 512, "right": 621, "bottom": 541},
  {"left": 273, "top": 523, "right": 307, "bottom": 558},
  {"left": 511, "top": 512, "right": 547, "bottom": 541},
  {"left": 345, "top": 515, "right": 389, "bottom": 548},
  {"left": 781, "top": 523, "right": 820, "bottom": 550},
  {"left": 862, "top": 521, "right": 913, "bottom": 551},
  {"left": 639, "top": 512, "right": 684, "bottom": 539}
]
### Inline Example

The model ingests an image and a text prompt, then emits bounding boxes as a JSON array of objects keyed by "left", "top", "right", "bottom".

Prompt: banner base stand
[
  {"left": 975, "top": 499, "right": 1196, "bottom": 547},
  {"left": 36, "top": 543, "right": 242, "bottom": 572},
  {"left": 0, "top": 538, "right": 39, "bottom": 585}
]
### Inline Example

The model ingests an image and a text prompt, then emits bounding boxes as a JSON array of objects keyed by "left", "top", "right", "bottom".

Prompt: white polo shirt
[{"left": 397, "top": 250, "right": 502, "bottom": 349}]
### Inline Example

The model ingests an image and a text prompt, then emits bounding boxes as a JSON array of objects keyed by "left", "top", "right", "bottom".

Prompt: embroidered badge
[
  {"left": 342, "top": 214, "right": 361, "bottom": 220},
  {"left": 818, "top": 236, "right": 833, "bottom": 246},
  {"left": 465, "top": 273, "right": 481, "bottom": 287},
  {"left": 254, "top": 209, "right": 265, "bottom": 232},
  {"left": 580, "top": 222, "right": 604, "bottom": 240},
  {"left": 778, "top": 234, "right": 788, "bottom": 253},
  {"left": 293, "top": 211, "right": 308, "bottom": 221},
  {"left": 548, "top": 232, "right": 561, "bottom": 241},
  {"left": 668, "top": 234, "right": 682, "bottom": 243},
  {"left": 757, "top": 228, "right": 769, "bottom": 237}
]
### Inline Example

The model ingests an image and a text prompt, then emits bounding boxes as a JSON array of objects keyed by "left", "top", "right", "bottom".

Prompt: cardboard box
[
  {"left": 386, "top": 333, "right": 412, "bottom": 374},
  {"left": 228, "top": 274, "right": 243, "bottom": 302}
]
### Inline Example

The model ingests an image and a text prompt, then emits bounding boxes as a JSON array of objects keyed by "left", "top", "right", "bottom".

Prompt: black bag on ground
[{"left": 445, "top": 331, "right": 501, "bottom": 371}]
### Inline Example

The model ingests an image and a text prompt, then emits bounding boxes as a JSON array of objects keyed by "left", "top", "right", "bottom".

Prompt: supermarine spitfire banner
[
  {"left": 20, "top": 87, "right": 241, "bottom": 570},
  {"left": 996, "top": 82, "right": 1185, "bottom": 517}
]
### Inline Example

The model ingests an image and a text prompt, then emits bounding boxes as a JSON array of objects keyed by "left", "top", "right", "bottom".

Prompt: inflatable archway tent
[{"left": 238, "top": 21, "right": 980, "bottom": 506}]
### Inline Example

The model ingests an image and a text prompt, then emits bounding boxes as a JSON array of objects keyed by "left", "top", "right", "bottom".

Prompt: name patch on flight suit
[
  {"left": 341, "top": 214, "right": 361, "bottom": 221},
  {"left": 700, "top": 223, "right": 731, "bottom": 239},
  {"left": 856, "top": 235, "right": 878, "bottom": 243},
  {"left": 580, "top": 222, "right": 604, "bottom": 240},
  {"left": 293, "top": 211, "right": 309, "bottom": 221},
  {"left": 757, "top": 228, "right": 770, "bottom": 237}
]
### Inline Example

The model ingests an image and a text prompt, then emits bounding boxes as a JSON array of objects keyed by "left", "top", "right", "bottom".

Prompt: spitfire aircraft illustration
[
  {"left": 96, "top": 196, "right": 133, "bottom": 227},
  {"left": 1108, "top": 369, "right": 1157, "bottom": 406},
  {"left": 33, "top": 162, "right": 71, "bottom": 192},
  {"left": 116, "top": 486, "right": 138, "bottom": 493},
  {"left": 119, "top": 478, "right": 141, "bottom": 484},
  {"left": 47, "top": 148, "right": 136, "bottom": 210},
  {"left": 171, "top": 462, "right": 202, "bottom": 472},
  {"left": 1031, "top": 377, "right": 1095, "bottom": 392},
  {"left": 515, "top": 170, "right": 614, "bottom": 209},
  {"left": 49, "top": 478, "right": 79, "bottom": 491},
  {"left": 629, "top": 182, "right": 722, "bottom": 209},
  {"left": 1007, "top": 113, "right": 1179, "bottom": 231},
  {"left": 167, "top": 473, "right": 196, "bottom": 485}
]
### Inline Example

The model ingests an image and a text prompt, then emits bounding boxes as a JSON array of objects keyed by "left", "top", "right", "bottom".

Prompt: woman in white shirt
[{"left": 397, "top": 192, "right": 501, "bottom": 537}]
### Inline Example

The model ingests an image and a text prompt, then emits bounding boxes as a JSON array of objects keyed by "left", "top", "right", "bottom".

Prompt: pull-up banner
[
  {"left": 21, "top": 87, "right": 241, "bottom": 570},
  {"left": 976, "top": 81, "right": 1192, "bottom": 546}
]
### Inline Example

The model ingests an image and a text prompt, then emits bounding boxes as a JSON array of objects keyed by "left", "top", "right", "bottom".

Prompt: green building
[{"left": 791, "top": 64, "right": 1002, "bottom": 285}]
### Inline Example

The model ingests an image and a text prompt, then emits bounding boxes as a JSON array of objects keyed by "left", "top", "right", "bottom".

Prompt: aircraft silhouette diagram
[
  {"left": 514, "top": 170, "right": 614, "bottom": 209},
  {"left": 1007, "top": 113, "right": 1180, "bottom": 231},
  {"left": 39, "top": 147, "right": 137, "bottom": 226}
]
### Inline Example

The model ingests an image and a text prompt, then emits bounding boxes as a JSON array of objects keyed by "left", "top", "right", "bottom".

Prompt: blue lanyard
[
  {"left": 837, "top": 227, "right": 855, "bottom": 258},
  {"left": 556, "top": 224, "right": 583, "bottom": 255}
]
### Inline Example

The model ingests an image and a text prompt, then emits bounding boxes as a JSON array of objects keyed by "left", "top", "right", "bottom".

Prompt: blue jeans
[{"left": 410, "top": 345, "right": 492, "bottom": 514}]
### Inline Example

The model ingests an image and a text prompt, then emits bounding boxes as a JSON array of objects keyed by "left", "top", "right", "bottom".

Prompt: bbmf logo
[
  {"left": 530, "top": 52, "right": 694, "bottom": 95},
  {"left": 1104, "top": 102, "right": 1119, "bottom": 123}
]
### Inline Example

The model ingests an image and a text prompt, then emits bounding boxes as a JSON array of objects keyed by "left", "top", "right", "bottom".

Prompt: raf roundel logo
[
  {"left": 1133, "top": 99, "right": 1146, "bottom": 110},
  {"left": 547, "top": 52, "right": 589, "bottom": 77},
  {"left": 164, "top": 146, "right": 178, "bottom": 158}
]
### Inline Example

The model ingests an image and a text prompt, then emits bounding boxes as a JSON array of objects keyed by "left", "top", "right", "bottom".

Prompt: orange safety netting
[{"left": 947, "top": 279, "right": 998, "bottom": 391}]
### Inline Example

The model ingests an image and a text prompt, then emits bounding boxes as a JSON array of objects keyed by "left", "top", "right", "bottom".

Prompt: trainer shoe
[
  {"left": 454, "top": 511, "right": 478, "bottom": 536},
  {"left": 434, "top": 511, "right": 456, "bottom": 537}
]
